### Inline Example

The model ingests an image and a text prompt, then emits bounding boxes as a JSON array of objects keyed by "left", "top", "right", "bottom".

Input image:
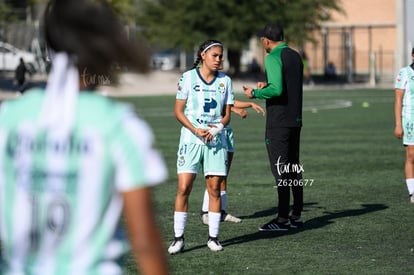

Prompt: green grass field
[
  {"left": 0, "top": 87, "right": 410, "bottom": 274},
  {"left": 116, "top": 89, "right": 414, "bottom": 274},
  {"left": 0, "top": 89, "right": 414, "bottom": 275},
  {"left": 119, "top": 88, "right": 412, "bottom": 275}
]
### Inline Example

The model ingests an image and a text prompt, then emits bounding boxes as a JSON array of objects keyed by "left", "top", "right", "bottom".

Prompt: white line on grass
[
  {"left": 135, "top": 99, "right": 354, "bottom": 117},
  {"left": 303, "top": 99, "right": 352, "bottom": 112}
]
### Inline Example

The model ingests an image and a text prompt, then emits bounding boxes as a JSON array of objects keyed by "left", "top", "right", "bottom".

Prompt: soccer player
[
  {"left": 243, "top": 23, "right": 304, "bottom": 231},
  {"left": 394, "top": 47, "right": 414, "bottom": 203},
  {"left": 200, "top": 99, "right": 265, "bottom": 224},
  {"left": 0, "top": 1, "right": 169, "bottom": 274},
  {"left": 168, "top": 40, "right": 234, "bottom": 254}
]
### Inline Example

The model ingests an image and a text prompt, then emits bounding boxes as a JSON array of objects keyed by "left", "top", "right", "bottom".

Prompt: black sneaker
[
  {"left": 289, "top": 216, "right": 304, "bottom": 228},
  {"left": 258, "top": 218, "right": 290, "bottom": 231}
]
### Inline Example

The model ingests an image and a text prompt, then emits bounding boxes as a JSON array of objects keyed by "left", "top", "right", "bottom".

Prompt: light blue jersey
[
  {"left": 395, "top": 65, "right": 414, "bottom": 119},
  {"left": 176, "top": 68, "right": 234, "bottom": 145},
  {"left": 176, "top": 68, "right": 234, "bottom": 176}
]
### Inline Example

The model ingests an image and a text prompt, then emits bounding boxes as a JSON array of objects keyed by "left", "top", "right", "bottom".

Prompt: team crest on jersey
[
  {"left": 178, "top": 156, "right": 185, "bottom": 167},
  {"left": 218, "top": 83, "right": 226, "bottom": 94}
]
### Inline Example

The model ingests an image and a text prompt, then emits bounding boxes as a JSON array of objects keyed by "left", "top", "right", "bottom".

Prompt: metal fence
[{"left": 304, "top": 24, "right": 396, "bottom": 83}]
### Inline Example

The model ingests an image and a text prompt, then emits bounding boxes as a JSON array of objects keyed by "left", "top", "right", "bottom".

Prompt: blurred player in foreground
[{"left": 0, "top": 1, "right": 169, "bottom": 274}]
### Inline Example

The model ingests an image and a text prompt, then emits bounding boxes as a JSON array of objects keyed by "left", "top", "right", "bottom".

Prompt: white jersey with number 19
[{"left": 0, "top": 89, "right": 167, "bottom": 275}]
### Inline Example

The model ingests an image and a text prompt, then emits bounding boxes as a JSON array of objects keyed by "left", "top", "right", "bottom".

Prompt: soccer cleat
[
  {"left": 207, "top": 236, "right": 223, "bottom": 251},
  {"left": 200, "top": 211, "right": 242, "bottom": 224},
  {"left": 258, "top": 218, "right": 291, "bottom": 231},
  {"left": 410, "top": 194, "right": 414, "bottom": 203},
  {"left": 199, "top": 211, "right": 209, "bottom": 225},
  {"left": 289, "top": 216, "right": 304, "bottom": 228},
  {"left": 168, "top": 236, "right": 184, "bottom": 255},
  {"left": 222, "top": 212, "right": 242, "bottom": 223}
]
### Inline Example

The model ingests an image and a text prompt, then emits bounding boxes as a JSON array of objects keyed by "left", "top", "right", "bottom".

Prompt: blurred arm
[{"left": 122, "top": 187, "right": 169, "bottom": 275}]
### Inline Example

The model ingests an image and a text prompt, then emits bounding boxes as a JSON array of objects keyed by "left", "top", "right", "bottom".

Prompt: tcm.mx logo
[{"left": 275, "top": 156, "right": 304, "bottom": 176}]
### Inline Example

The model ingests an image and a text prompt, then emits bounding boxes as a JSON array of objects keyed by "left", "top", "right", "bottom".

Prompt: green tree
[
  {"left": 0, "top": 2, "right": 11, "bottom": 21},
  {"left": 0, "top": 2, "right": 18, "bottom": 41},
  {"left": 137, "top": 0, "right": 343, "bottom": 74},
  {"left": 0, "top": 2, "right": 15, "bottom": 23}
]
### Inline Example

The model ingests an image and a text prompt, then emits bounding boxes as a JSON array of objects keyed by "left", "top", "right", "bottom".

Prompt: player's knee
[
  {"left": 177, "top": 186, "right": 192, "bottom": 197},
  {"left": 208, "top": 189, "right": 220, "bottom": 199},
  {"left": 406, "top": 150, "right": 414, "bottom": 163}
]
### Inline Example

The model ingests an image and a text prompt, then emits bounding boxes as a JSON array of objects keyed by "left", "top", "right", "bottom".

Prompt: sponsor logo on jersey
[
  {"left": 193, "top": 84, "right": 201, "bottom": 92},
  {"left": 203, "top": 98, "right": 217, "bottom": 112},
  {"left": 193, "top": 84, "right": 217, "bottom": 93},
  {"left": 6, "top": 131, "right": 90, "bottom": 158}
]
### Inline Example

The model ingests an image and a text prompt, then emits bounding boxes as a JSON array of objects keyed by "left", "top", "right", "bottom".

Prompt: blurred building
[
  {"left": 301, "top": 0, "right": 411, "bottom": 84},
  {"left": 1, "top": 1, "right": 47, "bottom": 73},
  {"left": 2, "top": 0, "right": 413, "bottom": 84},
  {"left": 248, "top": 0, "right": 411, "bottom": 85}
]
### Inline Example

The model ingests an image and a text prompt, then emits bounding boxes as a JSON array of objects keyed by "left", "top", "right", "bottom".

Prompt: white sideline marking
[
  {"left": 303, "top": 99, "right": 352, "bottom": 112},
  {"left": 136, "top": 99, "right": 354, "bottom": 117}
]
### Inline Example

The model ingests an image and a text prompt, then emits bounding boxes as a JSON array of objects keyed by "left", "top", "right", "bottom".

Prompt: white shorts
[{"left": 176, "top": 142, "right": 227, "bottom": 176}]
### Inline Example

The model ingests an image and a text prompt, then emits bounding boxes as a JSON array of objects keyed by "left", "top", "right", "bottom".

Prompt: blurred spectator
[
  {"left": 250, "top": 58, "right": 261, "bottom": 73},
  {"left": 324, "top": 61, "right": 337, "bottom": 81},
  {"left": 14, "top": 58, "right": 29, "bottom": 93}
]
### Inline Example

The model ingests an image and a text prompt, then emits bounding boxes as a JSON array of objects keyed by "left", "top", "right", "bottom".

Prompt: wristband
[{"left": 208, "top": 123, "right": 224, "bottom": 136}]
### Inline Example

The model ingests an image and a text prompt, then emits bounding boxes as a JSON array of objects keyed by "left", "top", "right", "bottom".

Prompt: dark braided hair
[
  {"left": 191, "top": 39, "right": 223, "bottom": 69},
  {"left": 44, "top": 0, "right": 150, "bottom": 88}
]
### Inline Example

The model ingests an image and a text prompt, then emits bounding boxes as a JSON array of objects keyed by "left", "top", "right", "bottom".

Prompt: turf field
[
  {"left": 0, "top": 89, "right": 408, "bottom": 275},
  {"left": 120, "top": 87, "right": 411, "bottom": 275}
]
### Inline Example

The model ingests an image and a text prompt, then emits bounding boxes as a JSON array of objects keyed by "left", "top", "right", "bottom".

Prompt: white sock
[
  {"left": 174, "top": 211, "right": 187, "bottom": 237},
  {"left": 220, "top": 191, "right": 227, "bottom": 212},
  {"left": 201, "top": 189, "right": 209, "bottom": 212},
  {"left": 208, "top": 212, "right": 221, "bottom": 238},
  {"left": 407, "top": 178, "right": 414, "bottom": 195}
]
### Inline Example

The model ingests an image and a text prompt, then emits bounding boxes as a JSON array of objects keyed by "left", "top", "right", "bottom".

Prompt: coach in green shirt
[{"left": 243, "top": 22, "right": 304, "bottom": 231}]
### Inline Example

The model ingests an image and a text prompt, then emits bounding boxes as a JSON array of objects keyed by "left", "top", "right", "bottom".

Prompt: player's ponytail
[
  {"left": 191, "top": 56, "right": 202, "bottom": 69},
  {"left": 44, "top": 0, "right": 150, "bottom": 88}
]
